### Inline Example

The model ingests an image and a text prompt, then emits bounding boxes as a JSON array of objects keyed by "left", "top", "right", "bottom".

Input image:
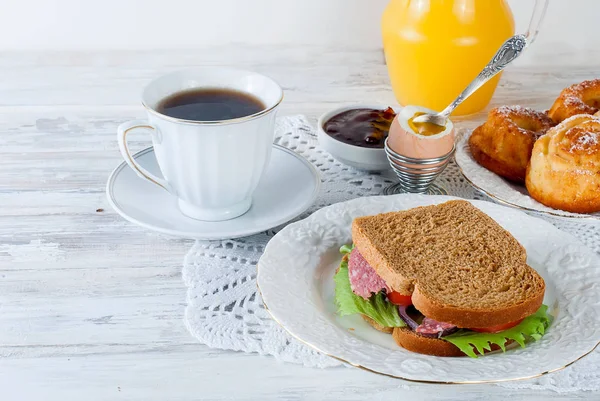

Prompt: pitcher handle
[
  {"left": 117, "top": 119, "right": 173, "bottom": 193},
  {"left": 525, "top": 0, "right": 549, "bottom": 45}
]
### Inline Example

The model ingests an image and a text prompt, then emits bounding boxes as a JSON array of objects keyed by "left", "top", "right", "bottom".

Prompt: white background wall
[{"left": 0, "top": 0, "right": 597, "bottom": 52}]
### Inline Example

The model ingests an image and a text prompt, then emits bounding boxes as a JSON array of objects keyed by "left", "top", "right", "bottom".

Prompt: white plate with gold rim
[
  {"left": 257, "top": 194, "right": 600, "bottom": 383},
  {"left": 455, "top": 131, "right": 600, "bottom": 220}
]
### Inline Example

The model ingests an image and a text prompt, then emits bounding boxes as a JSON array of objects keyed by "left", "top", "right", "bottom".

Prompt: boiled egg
[{"left": 387, "top": 105, "right": 455, "bottom": 159}]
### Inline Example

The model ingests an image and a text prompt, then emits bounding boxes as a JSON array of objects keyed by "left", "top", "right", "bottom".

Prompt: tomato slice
[
  {"left": 387, "top": 291, "right": 412, "bottom": 306},
  {"left": 470, "top": 318, "right": 524, "bottom": 333}
]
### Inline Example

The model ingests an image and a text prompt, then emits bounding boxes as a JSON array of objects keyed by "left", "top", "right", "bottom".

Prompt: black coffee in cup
[{"left": 157, "top": 88, "right": 266, "bottom": 121}]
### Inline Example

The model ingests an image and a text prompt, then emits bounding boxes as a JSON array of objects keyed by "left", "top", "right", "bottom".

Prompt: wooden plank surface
[{"left": 0, "top": 45, "right": 597, "bottom": 400}]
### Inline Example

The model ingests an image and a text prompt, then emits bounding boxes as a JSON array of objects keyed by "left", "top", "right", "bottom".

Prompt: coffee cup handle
[{"left": 117, "top": 120, "right": 173, "bottom": 193}]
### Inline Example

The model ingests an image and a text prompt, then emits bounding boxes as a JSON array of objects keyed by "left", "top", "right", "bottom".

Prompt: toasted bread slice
[
  {"left": 361, "top": 315, "right": 462, "bottom": 356},
  {"left": 362, "top": 315, "right": 508, "bottom": 357},
  {"left": 391, "top": 326, "right": 511, "bottom": 357},
  {"left": 352, "top": 200, "right": 545, "bottom": 328},
  {"left": 361, "top": 315, "right": 460, "bottom": 355},
  {"left": 392, "top": 327, "right": 464, "bottom": 357}
]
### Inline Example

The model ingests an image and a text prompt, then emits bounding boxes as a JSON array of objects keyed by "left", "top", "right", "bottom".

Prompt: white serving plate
[
  {"left": 257, "top": 194, "right": 600, "bottom": 383},
  {"left": 455, "top": 130, "right": 600, "bottom": 220}
]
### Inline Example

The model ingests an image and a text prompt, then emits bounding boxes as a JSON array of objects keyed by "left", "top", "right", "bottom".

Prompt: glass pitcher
[{"left": 382, "top": 0, "right": 548, "bottom": 116}]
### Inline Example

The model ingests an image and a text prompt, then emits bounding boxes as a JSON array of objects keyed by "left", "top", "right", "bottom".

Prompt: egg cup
[
  {"left": 384, "top": 106, "right": 456, "bottom": 194},
  {"left": 384, "top": 139, "right": 455, "bottom": 194}
]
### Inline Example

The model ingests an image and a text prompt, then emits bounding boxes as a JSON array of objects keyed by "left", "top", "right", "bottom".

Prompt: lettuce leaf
[
  {"left": 334, "top": 245, "right": 405, "bottom": 328},
  {"left": 340, "top": 244, "right": 354, "bottom": 255},
  {"left": 443, "top": 305, "right": 552, "bottom": 358}
]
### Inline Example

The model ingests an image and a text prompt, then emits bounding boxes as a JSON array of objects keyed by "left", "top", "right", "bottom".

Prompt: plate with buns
[
  {"left": 257, "top": 195, "right": 600, "bottom": 383},
  {"left": 455, "top": 79, "right": 600, "bottom": 219}
]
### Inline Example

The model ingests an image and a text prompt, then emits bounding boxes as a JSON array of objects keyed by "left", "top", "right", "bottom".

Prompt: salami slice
[
  {"left": 416, "top": 318, "right": 458, "bottom": 338},
  {"left": 348, "top": 249, "right": 390, "bottom": 299}
]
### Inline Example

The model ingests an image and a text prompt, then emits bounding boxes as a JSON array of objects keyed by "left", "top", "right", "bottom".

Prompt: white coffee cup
[{"left": 117, "top": 68, "right": 283, "bottom": 221}]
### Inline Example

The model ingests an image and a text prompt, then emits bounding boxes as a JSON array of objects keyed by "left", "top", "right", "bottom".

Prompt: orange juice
[{"left": 382, "top": 0, "right": 515, "bottom": 115}]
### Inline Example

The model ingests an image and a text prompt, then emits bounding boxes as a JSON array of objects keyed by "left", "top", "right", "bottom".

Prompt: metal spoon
[{"left": 412, "top": 34, "right": 528, "bottom": 127}]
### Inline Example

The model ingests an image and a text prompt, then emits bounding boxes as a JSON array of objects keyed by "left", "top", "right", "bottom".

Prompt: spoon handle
[{"left": 439, "top": 34, "right": 528, "bottom": 118}]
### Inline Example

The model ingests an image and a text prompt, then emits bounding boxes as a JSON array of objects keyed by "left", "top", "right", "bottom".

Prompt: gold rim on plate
[{"left": 257, "top": 279, "right": 599, "bottom": 384}]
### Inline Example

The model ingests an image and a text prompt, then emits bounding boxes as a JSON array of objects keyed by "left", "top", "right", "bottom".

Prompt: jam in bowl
[{"left": 317, "top": 105, "right": 398, "bottom": 171}]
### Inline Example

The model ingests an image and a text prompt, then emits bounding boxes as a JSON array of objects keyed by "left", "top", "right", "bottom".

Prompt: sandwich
[{"left": 334, "top": 200, "right": 551, "bottom": 357}]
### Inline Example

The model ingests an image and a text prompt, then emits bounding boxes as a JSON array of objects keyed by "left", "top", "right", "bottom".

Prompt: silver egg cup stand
[{"left": 384, "top": 138, "right": 455, "bottom": 195}]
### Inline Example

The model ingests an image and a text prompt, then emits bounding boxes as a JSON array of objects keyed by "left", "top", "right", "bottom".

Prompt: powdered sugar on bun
[
  {"left": 526, "top": 113, "right": 600, "bottom": 213},
  {"left": 468, "top": 105, "right": 554, "bottom": 182},
  {"left": 548, "top": 79, "right": 600, "bottom": 123},
  {"left": 569, "top": 130, "right": 600, "bottom": 153}
]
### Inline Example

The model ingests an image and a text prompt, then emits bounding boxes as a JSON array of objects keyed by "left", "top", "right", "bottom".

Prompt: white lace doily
[{"left": 183, "top": 115, "right": 600, "bottom": 391}]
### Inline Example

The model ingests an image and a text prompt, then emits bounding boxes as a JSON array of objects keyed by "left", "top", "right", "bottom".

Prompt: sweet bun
[
  {"left": 548, "top": 79, "right": 600, "bottom": 123},
  {"left": 526, "top": 114, "right": 600, "bottom": 213},
  {"left": 469, "top": 106, "right": 555, "bottom": 182}
]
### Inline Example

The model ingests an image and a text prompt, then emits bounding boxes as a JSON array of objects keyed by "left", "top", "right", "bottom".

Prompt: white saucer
[{"left": 106, "top": 145, "right": 320, "bottom": 240}]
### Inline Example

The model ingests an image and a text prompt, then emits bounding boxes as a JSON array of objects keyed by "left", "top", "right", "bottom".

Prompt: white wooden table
[{"left": 0, "top": 45, "right": 596, "bottom": 400}]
